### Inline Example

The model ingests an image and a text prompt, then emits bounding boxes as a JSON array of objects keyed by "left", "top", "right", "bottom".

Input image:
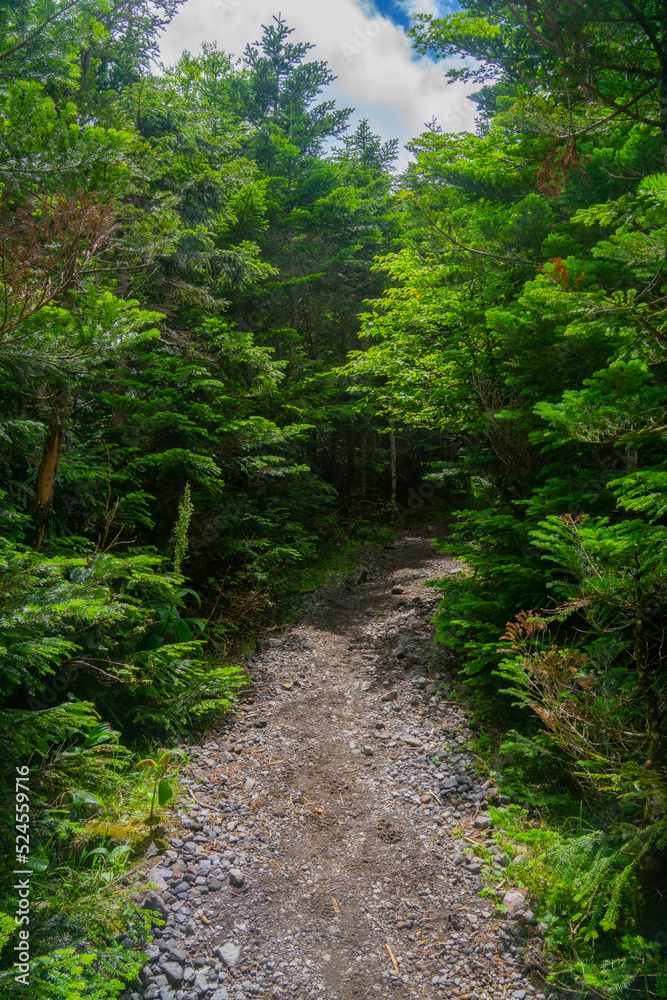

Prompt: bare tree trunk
[
  {"left": 626, "top": 447, "right": 639, "bottom": 472},
  {"left": 390, "top": 427, "right": 397, "bottom": 508},
  {"left": 346, "top": 429, "right": 355, "bottom": 493},
  {"left": 360, "top": 417, "right": 370, "bottom": 500},
  {"left": 32, "top": 381, "right": 68, "bottom": 552},
  {"left": 634, "top": 617, "right": 665, "bottom": 770}
]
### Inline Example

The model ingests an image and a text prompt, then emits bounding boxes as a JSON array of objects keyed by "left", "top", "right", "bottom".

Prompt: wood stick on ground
[
  {"left": 331, "top": 896, "right": 340, "bottom": 914},
  {"left": 386, "top": 943, "right": 400, "bottom": 974},
  {"left": 188, "top": 787, "right": 213, "bottom": 809}
]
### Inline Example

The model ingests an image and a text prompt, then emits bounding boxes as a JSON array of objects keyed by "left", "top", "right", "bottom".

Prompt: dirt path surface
[{"left": 131, "top": 533, "right": 546, "bottom": 1000}]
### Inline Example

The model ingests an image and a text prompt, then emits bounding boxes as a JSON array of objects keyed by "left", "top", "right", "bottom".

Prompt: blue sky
[
  {"left": 372, "top": 1, "right": 460, "bottom": 31},
  {"left": 160, "top": 0, "right": 476, "bottom": 166}
]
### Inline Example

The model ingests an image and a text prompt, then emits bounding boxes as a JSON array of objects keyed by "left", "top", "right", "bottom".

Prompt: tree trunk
[
  {"left": 32, "top": 381, "right": 68, "bottom": 552},
  {"left": 360, "top": 417, "right": 370, "bottom": 500},
  {"left": 390, "top": 427, "right": 397, "bottom": 507},
  {"left": 634, "top": 617, "right": 666, "bottom": 770},
  {"left": 346, "top": 429, "right": 355, "bottom": 494}
]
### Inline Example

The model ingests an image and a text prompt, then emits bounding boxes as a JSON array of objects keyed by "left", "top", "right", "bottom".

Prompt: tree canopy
[{"left": 2, "top": 2, "right": 667, "bottom": 997}]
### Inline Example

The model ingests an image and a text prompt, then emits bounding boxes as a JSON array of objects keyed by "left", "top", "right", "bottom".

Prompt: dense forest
[{"left": 1, "top": 0, "right": 667, "bottom": 997}]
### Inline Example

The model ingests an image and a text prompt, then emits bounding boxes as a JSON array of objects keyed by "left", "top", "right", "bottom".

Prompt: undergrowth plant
[
  {"left": 135, "top": 747, "right": 188, "bottom": 824},
  {"left": 489, "top": 805, "right": 667, "bottom": 998}
]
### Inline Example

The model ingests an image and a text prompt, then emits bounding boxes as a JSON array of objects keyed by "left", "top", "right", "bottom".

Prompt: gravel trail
[{"left": 131, "top": 533, "right": 546, "bottom": 1000}]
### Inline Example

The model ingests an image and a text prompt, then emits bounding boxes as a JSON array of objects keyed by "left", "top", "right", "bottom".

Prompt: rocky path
[{"left": 130, "top": 533, "right": 546, "bottom": 1000}]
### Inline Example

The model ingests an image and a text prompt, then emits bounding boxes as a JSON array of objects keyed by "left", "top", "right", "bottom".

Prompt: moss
[{"left": 71, "top": 818, "right": 169, "bottom": 859}]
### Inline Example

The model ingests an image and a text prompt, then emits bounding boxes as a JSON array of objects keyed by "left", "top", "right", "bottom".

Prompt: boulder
[
  {"left": 345, "top": 565, "right": 369, "bottom": 586},
  {"left": 142, "top": 891, "right": 168, "bottom": 921},
  {"left": 502, "top": 889, "right": 536, "bottom": 924}
]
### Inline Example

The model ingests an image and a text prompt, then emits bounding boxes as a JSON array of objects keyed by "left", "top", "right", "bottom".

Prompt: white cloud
[
  {"left": 392, "top": 0, "right": 441, "bottom": 16},
  {"left": 159, "top": 0, "right": 477, "bottom": 167}
]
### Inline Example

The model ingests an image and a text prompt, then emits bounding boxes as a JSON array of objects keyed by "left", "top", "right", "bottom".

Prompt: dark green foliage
[{"left": 433, "top": 508, "right": 549, "bottom": 701}]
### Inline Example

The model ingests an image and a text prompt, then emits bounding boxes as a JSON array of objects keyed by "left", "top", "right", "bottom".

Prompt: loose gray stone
[
  {"left": 216, "top": 942, "right": 241, "bottom": 968},
  {"left": 229, "top": 868, "right": 245, "bottom": 888},
  {"left": 346, "top": 565, "right": 369, "bottom": 586},
  {"left": 194, "top": 972, "right": 209, "bottom": 994},
  {"left": 161, "top": 961, "right": 184, "bottom": 985},
  {"left": 503, "top": 890, "right": 529, "bottom": 919},
  {"left": 150, "top": 867, "right": 173, "bottom": 883},
  {"left": 381, "top": 690, "right": 398, "bottom": 702},
  {"left": 142, "top": 891, "right": 169, "bottom": 921}
]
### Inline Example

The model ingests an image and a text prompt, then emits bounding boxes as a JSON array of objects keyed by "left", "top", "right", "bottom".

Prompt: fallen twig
[{"left": 386, "top": 942, "right": 400, "bottom": 974}]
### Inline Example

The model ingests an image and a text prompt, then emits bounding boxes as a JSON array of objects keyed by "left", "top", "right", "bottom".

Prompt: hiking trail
[{"left": 130, "top": 532, "right": 545, "bottom": 1000}]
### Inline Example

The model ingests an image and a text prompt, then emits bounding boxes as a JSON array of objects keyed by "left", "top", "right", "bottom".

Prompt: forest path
[{"left": 136, "top": 533, "right": 543, "bottom": 1000}]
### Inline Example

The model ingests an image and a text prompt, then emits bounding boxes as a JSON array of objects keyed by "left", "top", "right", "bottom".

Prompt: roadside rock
[
  {"left": 503, "top": 889, "right": 535, "bottom": 923},
  {"left": 216, "top": 942, "right": 241, "bottom": 969},
  {"left": 345, "top": 564, "right": 370, "bottom": 586},
  {"left": 142, "top": 891, "right": 168, "bottom": 922},
  {"left": 229, "top": 868, "right": 245, "bottom": 888}
]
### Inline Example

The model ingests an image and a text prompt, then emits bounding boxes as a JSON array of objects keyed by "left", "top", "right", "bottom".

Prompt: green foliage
[
  {"left": 0, "top": 8, "right": 404, "bottom": 993},
  {"left": 432, "top": 508, "right": 549, "bottom": 704},
  {"left": 135, "top": 746, "right": 188, "bottom": 822},
  {"left": 7, "top": 0, "right": 667, "bottom": 996},
  {"left": 491, "top": 805, "right": 667, "bottom": 995},
  {"left": 0, "top": 945, "right": 143, "bottom": 1000},
  {"left": 333, "top": 2, "right": 667, "bottom": 993},
  {"left": 173, "top": 483, "right": 194, "bottom": 574}
]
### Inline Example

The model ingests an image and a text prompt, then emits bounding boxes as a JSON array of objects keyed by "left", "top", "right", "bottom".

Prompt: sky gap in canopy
[{"left": 159, "top": 0, "right": 474, "bottom": 164}]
